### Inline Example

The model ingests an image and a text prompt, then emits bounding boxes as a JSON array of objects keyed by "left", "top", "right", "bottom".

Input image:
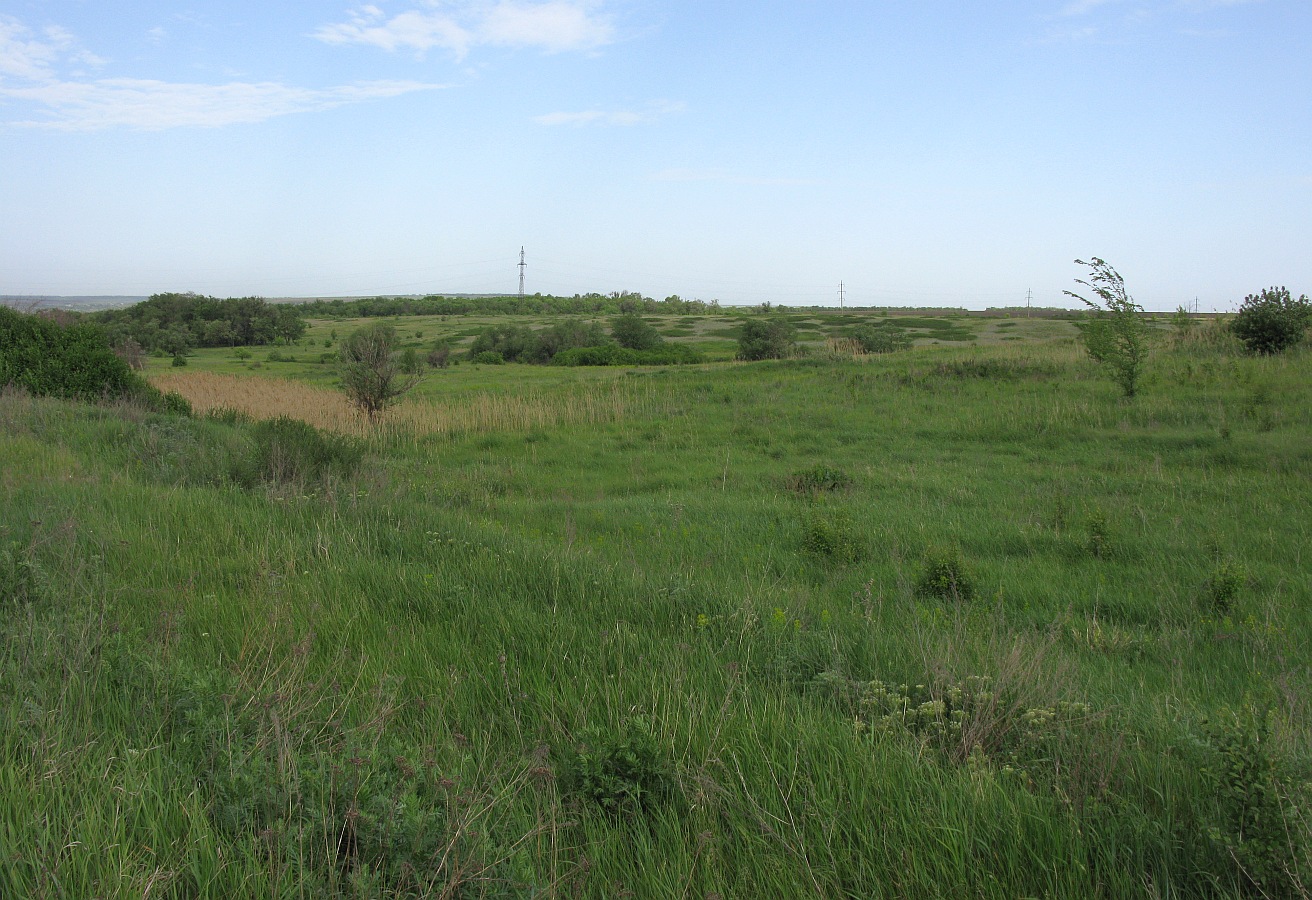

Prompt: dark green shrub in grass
[
  {"left": 1231, "top": 286, "right": 1311, "bottom": 355},
  {"left": 0, "top": 305, "right": 151, "bottom": 404},
  {"left": 234, "top": 416, "right": 362, "bottom": 486},
  {"left": 915, "top": 546, "right": 976, "bottom": 601},
  {"left": 801, "top": 507, "right": 866, "bottom": 562},
  {"left": 565, "top": 717, "right": 672, "bottom": 816}
]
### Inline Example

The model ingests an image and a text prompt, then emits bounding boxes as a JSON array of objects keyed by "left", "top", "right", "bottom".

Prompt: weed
[
  {"left": 1204, "top": 560, "right": 1248, "bottom": 615},
  {"left": 0, "top": 542, "right": 45, "bottom": 606},
  {"left": 565, "top": 716, "right": 672, "bottom": 816},
  {"left": 235, "top": 416, "right": 363, "bottom": 487},
  {"left": 1199, "top": 705, "right": 1308, "bottom": 897},
  {"left": 786, "top": 463, "right": 853, "bottom": 496},
  {"left": 915, "top": 546, "right": 976, "bottom": 600},
  {"left": 801, "top": 507, "right": 866, "bottom": 563},
  {"left": 1085, "top": 507, "right": 1111, "bottom": 559}
]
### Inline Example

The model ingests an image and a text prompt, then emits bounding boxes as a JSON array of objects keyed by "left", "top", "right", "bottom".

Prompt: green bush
[
  {"left": 473, "top": 350, "right": 505, "bottom": 365},
  {"left": 1231, "top": 286, "right": 1311, "bottom": 355},
  {"left": 737, "top": 317, "right": 797, "bottom": 361},
  {"left": 1199, "top": 706, "right": 1304, "bottom": 897},
  {"left": 551, "top": 344, "right": 703, "bottom": 367},
  {"left": 0, "top": 542, "right": 46, "bottom": 606},
  {"left": 611, "top": 314, "right": 663, "bottom": 351},
  {"left": 0, "top": 305, "right": 153, "bottom": 404},
  {"left": 786, "top": 464, "right": 853, "bottom": 495},
  {"left": 801, "top": 507, "right": 865, "bottom": 563},
  {"left": 850, "top": 323, "right": 911, "bottom": 353},
  {"left": 235, "top": 416, "right": 362, "bottom": 486},
  {"left": 915, "top": 547, "right": 976, "bottom": 600},
  {"left": 564, "top": 717, "right": 672, "bottom": 816}
]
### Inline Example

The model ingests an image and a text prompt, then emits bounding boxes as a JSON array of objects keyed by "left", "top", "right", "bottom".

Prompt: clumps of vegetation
[
  {"left": 1231, "top": 286, "right": 1311, "bottom": 355},
  {"left": 850, "top": 322, "right": 912, "bottom": 353},
  {"left": 466, "top": 318, "right": 703, "bottom": 367},
  {"left": 800, "top": 507, "right": 866, "bottom": 563},
  {"left": 0, "top": 305, "right": 185, "bottom": 413},
  {"left": 815, "top": 671, "right": 1095, "bottom": 777},
  {"left": 736, "top": 317, "right": 797, "bottom": 361},
  {"left": 235, "top": 416, "right": 363, "bottom": 487},
  {"left": 91, "top": 292, "right": 306, "bottom": 354},
  {"left": 610, "top": 314, "right": 664, "bottom": 351},
  {"left": 338, "top": 323, "right": 420, "bottom": 418},
  {"left": 786, "top": 464, "right": 853, "bottom": 495},
  {"left": 1066, "top": 257, "right": 1151, "bottom": 397},
  {"left": 1203, "top": 560, "right": 1249, "bottom": 615},
  {"left": 1199, "top": 705, "right": 1309, "bottom": 898},
  {"left": 915, "top": 546, "right": 976, "bottom": 600},
  {"left": 564, "top": 717, "right": 673, "bottom": 816},
  {"left": 1084, "top": 507, "right": 1111, "bottom": 559},
  {"left": 0, "top": 542, "right": 46, "bottom": 606},
  {"left": 552, "top": 344, "right": 702, "bottom": 366}
]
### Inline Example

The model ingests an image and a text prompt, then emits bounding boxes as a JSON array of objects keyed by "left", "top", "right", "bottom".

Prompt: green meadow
[{"left": 2, "top": 311, "right": 1310, "bottom": 898}]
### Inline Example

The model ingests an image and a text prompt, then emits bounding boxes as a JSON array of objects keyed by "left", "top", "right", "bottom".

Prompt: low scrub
[{"left": 234, "top": 416, "right": 363, "bottom": 487}]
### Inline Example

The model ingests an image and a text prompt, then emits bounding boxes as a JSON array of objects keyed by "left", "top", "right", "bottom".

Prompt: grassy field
[{"left": 2, "top": 311, "right": 1309, "bottom": 898}]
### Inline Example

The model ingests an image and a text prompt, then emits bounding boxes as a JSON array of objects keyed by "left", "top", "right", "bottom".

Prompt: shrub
[
  {"left": 915, "top": 547, "right": 976, "bottom": 600},
  {"left": 801, "top": 507, "right": 865, "bottom": 563},
  {"left": 426, "top": 342, "right": 453, "bottom": 369},
  {"left": 467, "top": 324, "right": 536, "bottom": 362},
  {"left": 473, "top": 350, "right": 505, "bottom": 365},
  {"left": 611, "top": 314, "right": 663, "bottom": 351},
  {"left": 0, "top": 542, "right": 46, "bottom": 606},
  {"left": 850, "top": 323, "right": 911, "bottom": 353},
  {"left": 1066, "top": 258, "right": 1150, "bottom": 397},
  {"left": 0, "top": 305, "right": 153, "bottom": 404},
  {"left": 786, "top": 464, "right": 853, "bottom": 495},
  {"left": 1199, "top": 706, "right": 1305, "bottom": 897},
  {"left": 1204, "top": 560, "right": 1248, "bottom": 615},
  {"left": 1231, "top": 286, "right": 1311, "bottom": 355},
  {"left": 171, "top": 353, "right": 188, "bottom": 367},
  {"left": 236, "top": 416, "right": 362, "bottom": 486},
  {"left": 339, "top": 323, "right": 419, "bottom": 418},
  {"left": 737, "top": 317, "right": 797, "bottom": 361},
  {"left": 565, "top": 717, "right": 672, "bottom": 816},
  {"left": 551, "top": 344, "right": 703, "bottom": 367}
]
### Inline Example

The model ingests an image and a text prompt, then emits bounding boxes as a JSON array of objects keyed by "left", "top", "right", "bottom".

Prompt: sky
[{"left": 1, "top": 1, "right": 1309, "bottom": 310}]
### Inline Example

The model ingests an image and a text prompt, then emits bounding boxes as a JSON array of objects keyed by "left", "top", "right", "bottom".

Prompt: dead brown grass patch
[{"left": 149, "top": 371, "right": 661, "bottom": 439}]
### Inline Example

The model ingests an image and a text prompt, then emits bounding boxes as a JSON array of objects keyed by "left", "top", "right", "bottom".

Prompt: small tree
[
  {"left": 338, "top": 323, "right": 419, "bottom": 418},
  {"left": 611, "top": 314, "right": 663, "bottom": 351},
  {"left": 1065, "top": 258, "right": 1150, "bottom": 397},
  {"left": 1231, "top": 286, "right": 1311, "bottom": 355},
  {"left": 737, "top": 317, "right": 797, "bottom": 361}
]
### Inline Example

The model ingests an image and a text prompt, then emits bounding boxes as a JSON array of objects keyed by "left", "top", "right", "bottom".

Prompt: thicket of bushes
[
  {"left": 0, "top": 305, "right": 189, "bottom": 414},
  {"left": 91, "top": 292, "right": 306, "bottom": 354},
  {"left": 467, "top": 316, "right": 704, "bottom": 366}
]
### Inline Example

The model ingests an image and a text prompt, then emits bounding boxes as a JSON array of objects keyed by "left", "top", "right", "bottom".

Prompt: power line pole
[
  {"left": 518, "top": 247, "right": 526, "bottom": 298},
  {"left": 1026, "top": 288, "right": 1033, "bottom": 318},
  {"left": 838, "top": 281, "right": 845, "bottom": 309}
]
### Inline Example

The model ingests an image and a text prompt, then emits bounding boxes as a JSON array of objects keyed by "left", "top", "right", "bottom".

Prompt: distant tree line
[
  {"left": 300, "top": 292, "right": 720, "bottom": 319},
  {"left": 91, "top": 293, "right": 306, "bottom": 355}
]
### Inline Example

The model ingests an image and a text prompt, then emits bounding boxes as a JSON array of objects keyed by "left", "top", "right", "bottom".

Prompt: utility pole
[
  {"left": 838, "top": 281, "right": 845, "bottom": 309},
  {"left": 1026, "top": 288, "right": 1033, "bottom": 318},
  {"left": 518, "top": 247, "right": 526, "bottom": 299}
]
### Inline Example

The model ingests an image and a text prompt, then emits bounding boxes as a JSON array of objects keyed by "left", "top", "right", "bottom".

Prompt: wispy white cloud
[
  {"left": 0, "top": 14, "right": 444, "bottom": 130},
  {"left": 0, "top": 16, "right": 105, "bottom": 79},
  {"left": 534, "top": 99, "right": 683, "bottom": 126},
  {"left": 1, "top": 78, "right": 443, "bottom": 131},
  {"left": 314, "top": 1, "right": 614, "bottom": 58}
]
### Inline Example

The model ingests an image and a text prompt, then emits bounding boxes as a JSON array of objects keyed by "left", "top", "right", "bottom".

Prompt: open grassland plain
[{"left": 2, "top": 314, "right": 1310, "bottom": 898}]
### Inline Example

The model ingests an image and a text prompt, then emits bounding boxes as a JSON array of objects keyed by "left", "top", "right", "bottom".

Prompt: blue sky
[{"left": 1, "top": 1, "right": 1308, "bottom": 309}]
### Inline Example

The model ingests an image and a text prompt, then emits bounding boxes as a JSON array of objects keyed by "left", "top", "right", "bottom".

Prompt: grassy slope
[{"left": 2, "top": 318, "right": 1310, "bottom": 898}]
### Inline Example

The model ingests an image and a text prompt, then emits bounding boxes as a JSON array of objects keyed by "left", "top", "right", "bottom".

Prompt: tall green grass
[{"left": 2, "top": 326, "right": 1309, "bottom": 898}]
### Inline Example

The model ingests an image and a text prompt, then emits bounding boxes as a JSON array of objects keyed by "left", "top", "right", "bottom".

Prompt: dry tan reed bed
[{"left": 150, "top": 371, "right": 665, "bottom": 438}]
